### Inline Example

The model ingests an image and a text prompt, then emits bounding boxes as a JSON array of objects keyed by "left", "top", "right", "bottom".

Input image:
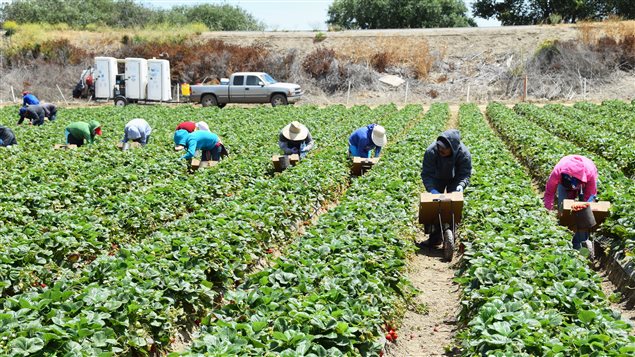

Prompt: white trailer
[{"left": 89, "top": 56, "right": 179, "bottom": 106}]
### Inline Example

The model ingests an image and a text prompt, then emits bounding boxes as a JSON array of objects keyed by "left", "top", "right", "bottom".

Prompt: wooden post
[
  {"left": 10, "top": 86, "right": 16, "bottom": 103},
  {"left": 466, "top": 85, "right": 470, "bottom": 103},
  {"left": 346, "top": 81, "right": 351, "bottom": 107},
  {"left": 404, "top": 81, "right": 409, "bottom": 105},
  {"left": 177, "top": 83, "right": 180, "bottom": 103},
  {"left": 583, "top": 78, "right": 587, "bottom": 99},
  {"left": 522, "top": 75, "right": 528, "bottom": 102},
  {"left": 56, "top": 84, "right": 69, "bottom": 105}
]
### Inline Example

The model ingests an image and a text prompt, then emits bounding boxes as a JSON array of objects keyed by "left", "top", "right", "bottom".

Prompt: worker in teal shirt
[{"left": 174, "top": 129, "right": 222, "bottom": 161}]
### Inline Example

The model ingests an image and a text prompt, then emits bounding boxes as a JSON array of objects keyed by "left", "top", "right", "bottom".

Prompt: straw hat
[
  {"left": 281, "top": 121, "right": 308, "bottom": 141},
  {"left": 371, "top": 125, "right": 387, "bottom": 147}
]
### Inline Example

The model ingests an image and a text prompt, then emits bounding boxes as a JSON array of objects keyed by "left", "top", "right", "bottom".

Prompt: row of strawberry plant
[
  {"left": 514, "top": 104, "right": 635, "bottom": 176},
  {"left": 457, "top": 103, "right": 634, "bottom": 355},
  {"left": 0, "top": 104, "right": 379, "bottom": 296},
  {"left": 493, "top": 103, "right": 635, "bottom": 255},
  {"left": 552, "top": 101, "right": 635, "bottom": 140},
  {"left": 182, "top": 104, "right": 450, "bottom": 356},
  {"left": 0, "top": 105, "right": 419, "bottom": 355}
]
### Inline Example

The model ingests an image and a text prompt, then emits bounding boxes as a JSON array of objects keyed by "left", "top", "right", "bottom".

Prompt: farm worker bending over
[
  {"left": 420, "top": 129, "right": 472, "bottom": 246},
  {"left": 544, "top": 155, "right": 598, "bottom": 250},
  {"left": 65, "top": 120, "right": 102, "bottom": 147},
  {"left": 122, "top": 118, "right": 152, "bottom": 146},
  {"left": 348, "top": 124, "right": 386, "bottom": 158},
  {"left": 176, "top": 121, "right": 197, "bottom": 133},
  {"left": 196, "top": 121, "right": 210, "bottom": 131},
  {"left": 0, "top": 126, "right": 17, "bottom": 147},
  {"left": 17, "top": 105, "right": 46, "bottom": 126},
  {"left": 41, "top": 103, "right": 58, "bottom": 121},
  {"left": 279, "top": 121, "right": 314, "bottom": 158},
  {"left": 22, "top": 91, "right": 40, "bottom": 107},
  {"left": 174, "top": 129, "right": 222, "bottom": 161}
]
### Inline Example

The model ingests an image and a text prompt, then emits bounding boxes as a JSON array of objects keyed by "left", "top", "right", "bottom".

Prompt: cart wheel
[
  {"left": 443, "top": 229, "right": 454, "bottom": 262},
  {"left": 114, "top": 96, "right": 128, "bottom": 107}
]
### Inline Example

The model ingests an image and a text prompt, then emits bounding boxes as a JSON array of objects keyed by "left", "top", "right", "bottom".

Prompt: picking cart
[{"left": 419, "top": 192, "right": 464, "bottom": 262}]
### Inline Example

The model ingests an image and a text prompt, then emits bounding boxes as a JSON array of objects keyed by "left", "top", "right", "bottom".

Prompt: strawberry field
[{"left": 0, "top": 101, "right": 634, "bottom": 356}]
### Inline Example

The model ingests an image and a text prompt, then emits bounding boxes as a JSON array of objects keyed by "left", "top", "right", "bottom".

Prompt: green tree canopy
[
  {"left": 472, "top": 0, "right": 635, "bottom": 26},
  {"left": 0, "top": 0, "right": 264, "bottom": 30},
  {"left": 326, "top": 0, "right": 476, "bottom": 29}
]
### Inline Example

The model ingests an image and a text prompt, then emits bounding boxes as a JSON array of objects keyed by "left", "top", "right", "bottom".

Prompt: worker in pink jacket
[{"left": 544, "top": 155, "right": 598, "bottom": 250}]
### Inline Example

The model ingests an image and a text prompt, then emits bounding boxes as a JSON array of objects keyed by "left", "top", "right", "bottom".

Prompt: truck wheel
[
  {"left": 114, "top": 96, "right": 128, "bottom": 107},
  {"left": 271, "top": 94, "right": 288, "bottom": 107},
  {"left": 201, "top": 94, "right": 218, "bottom": 107}
]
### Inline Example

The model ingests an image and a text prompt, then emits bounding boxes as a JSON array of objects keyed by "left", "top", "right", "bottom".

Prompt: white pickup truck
[{"left": 189, "top": 72, "right": 303, "bottom": 108}]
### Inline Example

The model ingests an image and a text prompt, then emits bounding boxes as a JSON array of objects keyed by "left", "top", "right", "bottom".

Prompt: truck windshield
[{"left": 262, "top": 74, "right": 277, "bottom": 84}]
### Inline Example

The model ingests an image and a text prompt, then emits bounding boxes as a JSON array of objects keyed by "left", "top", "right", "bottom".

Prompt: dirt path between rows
[
  {"left": 386, "top": 232, "right": 461, "bottom": 357},
  {"left": 447, "top": 105, "right": 459, "bottom": 130},
  {"left": 599, "top": 271, "right": 635, "bottom": 335}
]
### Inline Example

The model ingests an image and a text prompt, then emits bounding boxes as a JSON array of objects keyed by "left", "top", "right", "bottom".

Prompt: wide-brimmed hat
[
  {"left": 371, "top": 125, "right": 387, "bottom": 147},
  {"left": 196, "top": 121, "right": 210, "bottom": 131},
  {"left": 282, "top": 121, "right": 308, "bottom": 141}
]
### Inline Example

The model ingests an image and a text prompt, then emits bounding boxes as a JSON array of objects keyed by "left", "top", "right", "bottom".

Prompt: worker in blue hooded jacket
[
  {"left": 420, "top": 129, "right": 472, "bottom": 246},
  {"left": 174, "top": 129, "right": 222, "bottom": 161}
]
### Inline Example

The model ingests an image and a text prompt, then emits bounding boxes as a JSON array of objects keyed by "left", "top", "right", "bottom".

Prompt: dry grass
[
  {"left": 335, "top": 36, "right": 433, "bottom": 78},
  {"left": 577, "top": 20, "right": 635, "bottom": 44}
]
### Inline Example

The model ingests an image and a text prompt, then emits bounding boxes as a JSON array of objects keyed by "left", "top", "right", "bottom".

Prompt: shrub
[
  {"left": 2, "top": 20, "right": 18, "bottom": 36},
  {"left": 370, "top": 52, "right": 392, "bottom": 73},
  {"left": 313, "top": 32, "right": 326, "bottom": 43},
  {"left": 302, "top": 47, "right": 337, "bottom": 80}
]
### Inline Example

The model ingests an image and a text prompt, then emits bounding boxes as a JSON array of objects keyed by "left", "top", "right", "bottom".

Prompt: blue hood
[{"left": 174, "top": 129, "right": 190, "bottom": 146}]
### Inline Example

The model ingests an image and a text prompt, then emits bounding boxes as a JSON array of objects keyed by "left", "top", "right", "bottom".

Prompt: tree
[
  {"left": 326, "top": 0, "right": 476, "bottom": 29},
  {"left": 165, "top": 4, "right": 264, "bottom": 31},
  {"left": 471, "top": 0, "right": 635, "bottom": 26},
  {"left": 0, "top": 0, "right": 264, "bottom": 30}
]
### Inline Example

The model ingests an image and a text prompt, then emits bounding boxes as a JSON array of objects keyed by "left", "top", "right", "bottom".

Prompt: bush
[
  {"left": 313, "top": 32, "right": 326, "bottom": 43},
  {"left": 302, "top": 48, "right": 337, "bottom": 80},
  {"left": 2, "top": 20, "right": 18, "bottom": 36}
]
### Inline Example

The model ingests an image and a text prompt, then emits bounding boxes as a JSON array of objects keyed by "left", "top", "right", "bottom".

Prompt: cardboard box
[
  {"left": 418, "top": 192, "right": 464, "bottom": 225},
  {"left": 191, "top": 159, "right": 219, "bottom": 171},
  {"left": 559, "top": 199, "right": 610, "bottom": 231},
  {"left": 117, "top": 142, "right": 142, "bottom": 150},
  {"left": 351, "top": 157, "right": 380, "bottom": 176},
  {"left": 272, "top": 154, "right": 300, "bottom": 172},
  {"left": 54, "top": 144, "right": 77, "bottom": 150}
]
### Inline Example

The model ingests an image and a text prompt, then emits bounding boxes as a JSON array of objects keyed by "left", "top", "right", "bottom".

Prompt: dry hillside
[{"left": 1, "top": 22, "right": 633, "bottom": 105}]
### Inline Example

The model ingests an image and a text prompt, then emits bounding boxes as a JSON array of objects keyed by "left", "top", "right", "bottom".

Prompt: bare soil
[
  {"left": 386, "top": 232, "right": 461, "bottom": 357},
  {"left": 599, "top": 271, "right": 635, "bottom": 335}
]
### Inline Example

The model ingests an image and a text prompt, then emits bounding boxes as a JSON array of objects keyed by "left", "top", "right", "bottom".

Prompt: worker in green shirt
[{"left": 65, "top": 120, "right": 102, "bottom": 147}]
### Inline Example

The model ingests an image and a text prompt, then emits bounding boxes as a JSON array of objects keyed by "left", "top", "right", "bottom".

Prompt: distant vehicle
[{"left": 189, "top": 72, "right": 303, "bottom": 108}]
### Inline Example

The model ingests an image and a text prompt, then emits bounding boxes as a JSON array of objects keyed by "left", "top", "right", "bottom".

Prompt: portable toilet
[
  {"left": 124, "top": 58, "right": 148, "bottom": 100},
  {"left": 94, "top": 57, "right": 118, "bottom": 99},
  {"left": 147, "top": 59, "right": 172, "bottom": 101}
]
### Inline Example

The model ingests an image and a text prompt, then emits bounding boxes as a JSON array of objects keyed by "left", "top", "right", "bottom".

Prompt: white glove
[{"left": 455, "top": 186, "right": 464, "bottom": 192}]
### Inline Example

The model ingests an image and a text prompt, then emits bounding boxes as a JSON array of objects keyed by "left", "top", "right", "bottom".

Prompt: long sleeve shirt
[
  {"left": 122, "top": 119, "right": 152, "bottom": 145},
  {"left": 278, "top": 132, "right": 314, "bottom": 155}
]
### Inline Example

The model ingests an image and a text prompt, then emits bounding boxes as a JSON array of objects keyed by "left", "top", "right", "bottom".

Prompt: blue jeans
[
  {"left": 202, "top": 146, "right": 221, "bottom": 161},
  {"left": 557, "top": 183, "right": 589, "bottom": 249}
]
